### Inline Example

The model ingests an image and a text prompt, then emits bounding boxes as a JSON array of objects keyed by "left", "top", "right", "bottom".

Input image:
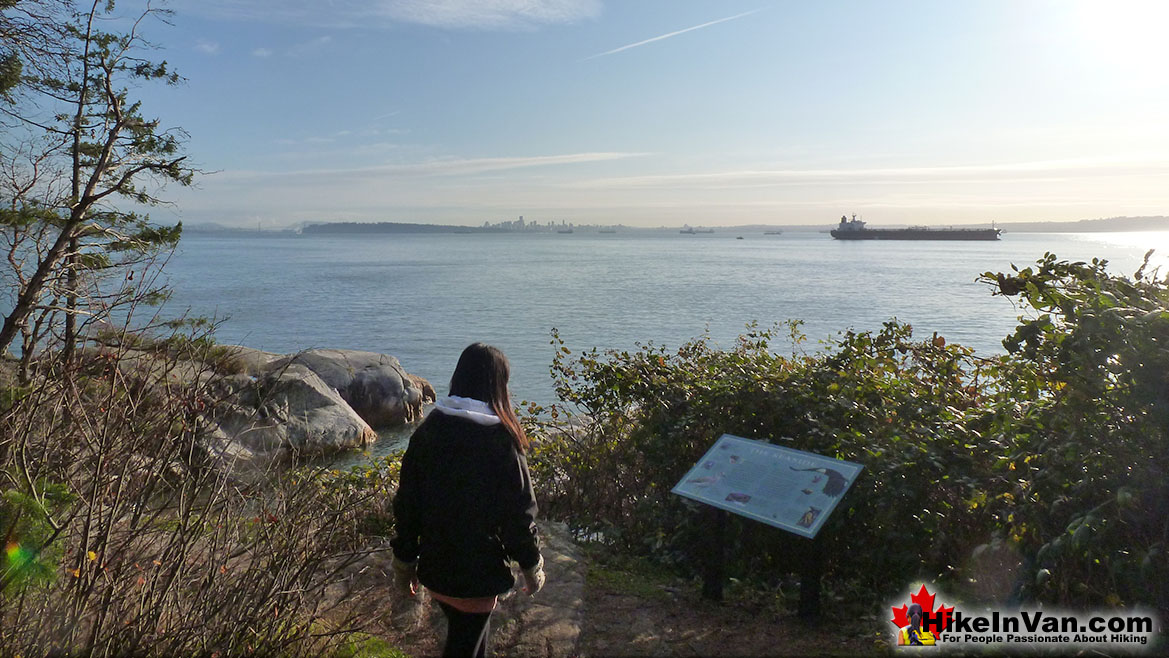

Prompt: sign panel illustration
[{"left": 671, "top": 434, "right": 864, "bottom": 538}]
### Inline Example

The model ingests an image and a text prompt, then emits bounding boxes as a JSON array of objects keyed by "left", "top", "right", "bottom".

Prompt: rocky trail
[{"left": 336, "top": 523, "right": 887, "bottom": 657}]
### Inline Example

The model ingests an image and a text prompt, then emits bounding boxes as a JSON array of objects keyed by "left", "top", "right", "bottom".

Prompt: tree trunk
[
  {"left": 62, "top": 235, "right": 79, "bottom": 364},
  {"left": 0, "top": 215, "right": 79, "bottom": 356}
]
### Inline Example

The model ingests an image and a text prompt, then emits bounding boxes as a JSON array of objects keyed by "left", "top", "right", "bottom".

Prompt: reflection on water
[
  {"left": 322, "top": 420, "right": 419, "bottom": 469},
  {"left": 1063, "top": 232, "right": 1169, "bottom": 270}
]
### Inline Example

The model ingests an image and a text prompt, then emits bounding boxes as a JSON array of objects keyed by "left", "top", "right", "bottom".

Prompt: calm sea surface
[{"left": 161, "top": 230, "right": 1169, "bottom": 456}]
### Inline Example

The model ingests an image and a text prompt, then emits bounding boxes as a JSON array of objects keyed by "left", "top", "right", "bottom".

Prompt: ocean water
[{"left": 160, "top": 229, "right": 1169, "bottom": 453}]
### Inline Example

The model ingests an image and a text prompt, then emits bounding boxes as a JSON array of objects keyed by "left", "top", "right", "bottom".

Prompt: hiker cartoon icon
[{"left": 897, "top": 604, "right": 937, "bottom": 646}]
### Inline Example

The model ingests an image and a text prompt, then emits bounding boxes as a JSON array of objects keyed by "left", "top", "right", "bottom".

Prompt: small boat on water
[{"left": 830, "top": 214, "right": 1001, "bottom": 241}]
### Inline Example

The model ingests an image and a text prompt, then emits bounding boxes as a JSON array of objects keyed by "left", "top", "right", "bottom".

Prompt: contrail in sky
[
  {"left": 368, "top": 110, "right": 401, "bottom": 122},
  {"left": 581, "top": 9, "right": 762, "bottom": 61}
]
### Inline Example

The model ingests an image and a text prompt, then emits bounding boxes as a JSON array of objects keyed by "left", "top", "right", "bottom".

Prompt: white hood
[{"left": 433, "top": 395, "right": 501, "bottom": 426}]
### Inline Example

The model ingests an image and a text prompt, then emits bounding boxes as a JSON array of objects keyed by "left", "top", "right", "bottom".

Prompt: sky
[{"left": 116, "top": 0, "right": 1169, "bottom": 228}]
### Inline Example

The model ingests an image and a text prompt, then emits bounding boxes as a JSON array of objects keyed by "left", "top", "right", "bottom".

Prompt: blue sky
[{"left": 127, "top": 0, "right": 1169, "bottom": 227}]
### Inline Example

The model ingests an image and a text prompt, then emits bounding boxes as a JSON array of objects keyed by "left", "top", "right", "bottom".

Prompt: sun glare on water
[{"left": 1070, "top": 232, "right": 1169, "bottom": 275}]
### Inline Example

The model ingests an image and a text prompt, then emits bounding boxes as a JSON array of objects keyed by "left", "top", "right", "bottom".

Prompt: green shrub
[
  {"left": 0, "top": 479, "right": 76, "bottom": 594},
  {"left": 979, "top": 252, "right": 1169, "bottom": 611},
  {"left": 531, "top": 253, "right": 1169, "bottom": 615},
  {"left": 529, "top": 321, "right": 998, "bottom": 602},
  {"left": 301, "top": 455, "right": 403, "bottom": 546}
]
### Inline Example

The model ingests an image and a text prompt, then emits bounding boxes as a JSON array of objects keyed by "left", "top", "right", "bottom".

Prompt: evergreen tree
[{"left": 0, "top": 0, "right": 194, "bottom": 363}]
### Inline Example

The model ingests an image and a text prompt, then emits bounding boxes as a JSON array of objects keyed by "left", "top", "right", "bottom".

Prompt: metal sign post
[{"left": 671, "top": 434, "right": 863, "bottom": 616}]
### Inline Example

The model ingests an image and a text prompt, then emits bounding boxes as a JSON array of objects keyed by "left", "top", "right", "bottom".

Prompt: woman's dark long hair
[{"left": 448, "top": 343, "right": 529, "bottom": 453}]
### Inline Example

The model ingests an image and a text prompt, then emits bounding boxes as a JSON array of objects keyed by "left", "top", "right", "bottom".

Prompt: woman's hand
[
  {"left": 391, "top": 555, "right": 420, "bottom": 597},
  {"left": 521, "top": 555, "right": 545, "bottom": 596}
]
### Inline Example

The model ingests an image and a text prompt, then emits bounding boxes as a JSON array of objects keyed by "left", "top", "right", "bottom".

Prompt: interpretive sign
[{"left": 671, "top": 434, "right": 863, "bottom": 539}]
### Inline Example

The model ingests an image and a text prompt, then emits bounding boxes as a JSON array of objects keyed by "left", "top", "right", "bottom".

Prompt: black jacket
[{"left": 390, "top": 411, "right": 541, "bottom": 598}]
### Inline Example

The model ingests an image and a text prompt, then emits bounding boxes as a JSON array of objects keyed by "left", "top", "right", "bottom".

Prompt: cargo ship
[{"left": 830, "top": 214, "right": 1001, "bottom": 240}]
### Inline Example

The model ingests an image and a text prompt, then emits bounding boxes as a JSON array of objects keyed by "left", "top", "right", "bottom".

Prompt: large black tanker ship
[{"left": 830, "top": 214, "right": 1001, "bottom": 240}]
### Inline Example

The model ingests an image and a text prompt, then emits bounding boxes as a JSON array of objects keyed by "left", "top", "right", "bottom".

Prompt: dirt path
[
  {"left": 341, "top": 523, "right": 889, "bottom": 656},
  {"left": 342, "top": 522, "right": 586, "bottom": 657},
  {"left": 579, "top": 575, "right": 888, "bottom": 657}
]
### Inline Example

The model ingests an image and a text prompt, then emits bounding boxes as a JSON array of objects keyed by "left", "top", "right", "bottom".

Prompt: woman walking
[{"left": 390, "top": 343, "right": 544, "bottom": 657}]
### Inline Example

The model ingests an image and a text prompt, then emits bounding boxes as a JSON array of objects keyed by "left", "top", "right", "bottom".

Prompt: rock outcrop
[
  {"left": 268, "top": 349, "right": 436, "bottom": 428},
  {"left": 209, "top": 364, "right": 379, "bottom": 457},
  {"left": 104, "top": 343, "right": 434, "bottom": 467}
]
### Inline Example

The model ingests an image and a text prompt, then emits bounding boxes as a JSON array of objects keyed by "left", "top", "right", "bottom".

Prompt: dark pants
[{"left": 437, "top": 601, "right": 492, "bottom": 658}]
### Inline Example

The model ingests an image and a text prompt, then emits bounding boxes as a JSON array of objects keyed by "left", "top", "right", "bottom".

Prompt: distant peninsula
[
  {"left": 301, "top": 218, "right": 614, "bottom": 234},
  {"left": 993, "top": 215, "right": 1169, "bottom": 233},
  {"left": 303, "top": 221, "right": 478, "bottom": 234},
  {"left": 182, "top": 215, "right": 1169, "bottom": 236}
]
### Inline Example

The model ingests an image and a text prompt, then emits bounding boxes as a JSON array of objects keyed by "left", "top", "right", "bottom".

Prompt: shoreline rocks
[
  {"left": 267, "top": 349, "right": 436, "bottom": 428},
  {"left": 104, "top": 343, "right": 434, "bottom": 467},
  {"left": 209, "top": 363, "right": 380, "bottom": 457},
  {"left": 207, "top": 346, "right": 436, "bottom": 463}
]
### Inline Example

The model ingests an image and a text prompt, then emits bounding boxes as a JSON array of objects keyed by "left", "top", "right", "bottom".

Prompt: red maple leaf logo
[{"left": 890, "top": 584, "right": 955, "bottom": 637}]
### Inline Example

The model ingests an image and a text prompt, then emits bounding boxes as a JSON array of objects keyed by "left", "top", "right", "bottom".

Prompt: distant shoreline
[{"left": 182, "top": 215, "right": 1169, "bottom": 236}]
